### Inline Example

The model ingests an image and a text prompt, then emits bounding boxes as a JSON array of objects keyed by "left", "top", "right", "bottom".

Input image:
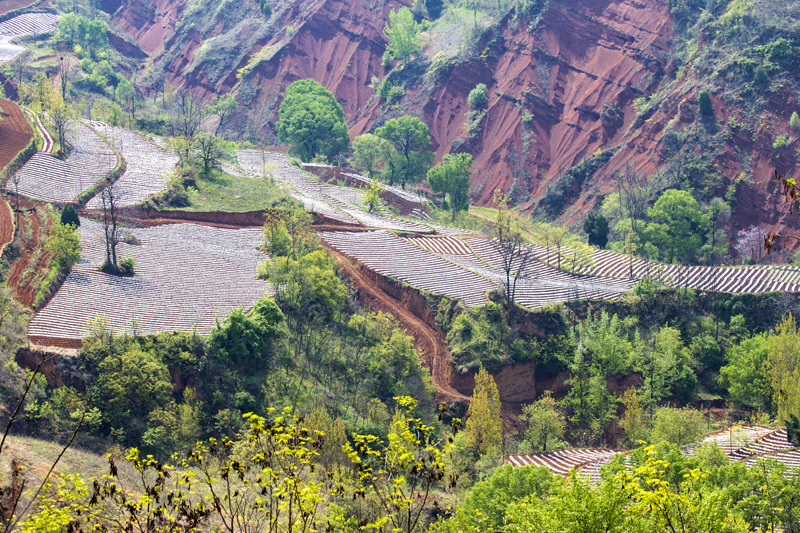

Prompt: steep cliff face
[{"left": 111, "top": 0, "right": 800, "bottom": 251}]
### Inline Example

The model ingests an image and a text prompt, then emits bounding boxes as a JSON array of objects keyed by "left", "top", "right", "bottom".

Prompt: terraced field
[
  {"left": 506, "top": 425, "right": 799, "bottom": 480},
  {"left": 8, "top": 121, "right": 116, "bottom": 202},
  {"left": 85, "top": 122, "right": 178, "bottom": 208},
  {"left": 504, "top": 448, "right": 619, "bottom": 475},
  {"left": 0, "top": 12, "right": 58, "bottom": 62},
  {"left": 320, "top": 230, "right": 496, "bottom": 307},
  {"left": 27, "top": 219, "right": 270, "bottom": 347},
  {"left": 534, "top": 243, "right": 800, "bottom": 294}
]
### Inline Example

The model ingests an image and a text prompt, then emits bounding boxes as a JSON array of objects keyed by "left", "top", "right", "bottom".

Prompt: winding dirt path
[{"left": 326, "top": 245, "right": 470, "bottom": 405}]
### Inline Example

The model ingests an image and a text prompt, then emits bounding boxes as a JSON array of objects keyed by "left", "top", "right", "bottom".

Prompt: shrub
[
  {"left": 791, "top": 111, "right": 800, "bottom": 131},
  {"left": 698, "top": 90, "right": 713, "bottom": 116},
  {"left": 387, "top": 85, "right": 405, "bottom": 105},
  {"left": 60, "top": 204, "right": 80, "bottom": 227},
  {"left": 120, "top": 257, "right": 136, "bottom": 275},
  {"left": 467, "top": 83, "right": 489, "bottom": 109},
  {"left": 773, "top": 135, "right": 788, "bottom": 150}
]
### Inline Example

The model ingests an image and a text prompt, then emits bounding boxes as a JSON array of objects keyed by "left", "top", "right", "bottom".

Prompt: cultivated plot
[
  {"left": 0, "top": 12, "right": 58, "bottom": 62},
  {"left": 320, "top": 230, "right": 497, "bottom": 307},
  {"left": 28, "top": 219, "right": 270, "bottom": 346},
  {"left": 8, "top": 121, "right": 116, "bottom": 202},
  {"left": 85, "top": 122, "right": 179, "bottom": 208}
]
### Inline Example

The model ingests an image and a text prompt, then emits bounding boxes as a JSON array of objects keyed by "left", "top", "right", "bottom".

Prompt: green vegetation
[
  {"left": 383, "top": 6, "right": 424, "bottom": 64},
  {"left": 467, "top": 83, "right": 488, "bottom": 108},
  {"left": 427, "top": 152, "right": 472, "bottom": 221},
  {"left": 376, "top": 115, "right": 435, "bottom": 189},
  {"left": 166, "top": 167, "right": 288, "bottom": 212},
  {"left": 277, "top": 79, "right": 348, "bottom": 163}
]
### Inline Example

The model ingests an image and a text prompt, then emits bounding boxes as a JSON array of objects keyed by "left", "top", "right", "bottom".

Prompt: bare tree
[
  {"left": 50, "top": 99, "right": 72, "bottom": 156},
  {"left": 492, "top": 192, "right": 535, "bottom": 314},
  {"left": 99, "top": 181, "right": 125, "bottom": 273},
  {"left": 611, "top": 165, "right": 661, "bottom": 233}
]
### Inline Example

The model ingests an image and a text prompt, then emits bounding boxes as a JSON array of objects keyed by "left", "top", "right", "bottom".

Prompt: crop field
[
  {"left": 530, "top": 242, "right": 800, "bottom": 293},
  {"left": 504, "top": 449, "right": 619, "bottom": 474},
  {"left": 8, "top": 121, "right": 116, "bottom": 202},
  {"left": 507, "top": 425, "right": 798, "bottom": 480},
  {"left": 0, "top": 12, "right": 58, "bottom": 62},
  {"left": 27, "top": 219, "right": 270, "bottom": 347},
  {"left": 320, "top": 230, "right": 497, "bottom": 307},
  {"left": 85, "top": 122, "right": 179, "bottom": 208}
]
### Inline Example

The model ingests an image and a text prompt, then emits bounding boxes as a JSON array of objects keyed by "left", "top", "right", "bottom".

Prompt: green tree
[
  {"left": 60, "top": 204, "right": 80, "bottom": 227},
  {"left": 635, "top": 326, "right": 696, "bottom": 415},
  {"left": 362, "top": 179, "right": 383, "bottom": 213},
  {"left": 207, "top": 298, "right": 287, "bottom": 371},
  {"left": 583, "top": 211, "right": 609, "bottom": 248},
  {"left": 504, "top": 472, "right": 638, "bottom": 533},
  {"left": 467, "top": 83, "right": 488, "bottom": 109},
  {"left": 456, "top": 465, "right": 554, "bottom": 532},
  {"left": 259, "top": 0, "right": 272, "bottom": 16},
  {"left": 465, "top": 366, "right": 502, "bottom": 455},
  {"left": 277, "top": 79, "right": 348, "bottom": 162},
  {"left": 350, "top": 133, "right": 391, "bottom": 178},
  {"left": 698, "top": 90, "right": 713, "bottom": 116},
  {"left": 701, "top": 197, "right": 731, "bottom": 267},
  {"left": 791, "top": 111, "right": 800, "bottom": 131},
  {"left": 650, "top": 407, "right": 706, "bottom": 446},
  {"left": 45, "top": 222, "right": 82, "bottom": 273},
  {"left": 376, "top": 115, "right": 434, "bottom": 188},
  {"left": 427, "top": 152, "right": 472, "bottom": 221},
  {"left": 203, "top": 93, "right": 238, "bottom": 135},
  {"left": 194, "top": 132, "right": 227, "bottom": 177},
  {"left": 91, "top": 348, "right": 173, "bottom": 439},
  {"left": 383, "top": 6, "right": 423, "bottom": 63},
  {"left": 719, "top": 334, "right": 770, "bottom": 411},
  {"left": 521, "top": 391, "right": 565, "bottom": 452},
  {"left": 644, "top": 189, "right": 708, "bottom": 264},
  {"left": 766, "top": 313, "right": 800, "bottom": 423}
]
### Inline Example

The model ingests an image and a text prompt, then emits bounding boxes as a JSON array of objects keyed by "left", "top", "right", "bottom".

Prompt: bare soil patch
[{"left": 0, "top": 98, "right": 32, "bottom": 171}]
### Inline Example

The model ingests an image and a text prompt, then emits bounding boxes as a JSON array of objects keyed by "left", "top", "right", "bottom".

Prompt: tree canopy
[
  {"left": 277, "top": 79, "right": 348, "bottom": 163},
  {"left": 427, "top": 152, "right": 472, "bottom": 221},
  {"left": 383, "top": 7, "right": 423, "bottom": 63},
  {"left": 376, "top": 115, "right": 433, "bottom": 188}
]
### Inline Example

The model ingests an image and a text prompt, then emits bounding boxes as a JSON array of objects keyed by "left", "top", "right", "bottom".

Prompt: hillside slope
[{"left": 109, "top": 0, "right": 800, "bottom": 251}]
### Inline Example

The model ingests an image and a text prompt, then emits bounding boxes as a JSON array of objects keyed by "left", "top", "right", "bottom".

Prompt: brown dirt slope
[
  {"left": 0, "top": 0, "right": 38, "bottom": 15},
  {"left": 0, "top": 197, "right": 12, "bottom": 255},
  {"left": 326, "top": 244, "right": 469, "bottom": 405},
  {"left": 5, "top": 198, "right": 52, "bottom": 307},
  {"left": 0, "top": 99, "right": 32, "bottom": 171}
]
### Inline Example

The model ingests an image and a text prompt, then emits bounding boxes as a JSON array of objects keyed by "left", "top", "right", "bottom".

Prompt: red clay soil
[
  {"left": 326, "top": 245, "right": 470, "bottom": 406},
  {"left": 0, "top": 99, "right": 33, "bottom": 171},
  {"left": 0, "top": 197, "right": 12, "bottom": 254},
  {"left": 6, "top": 197, "right": 52, "bottom": 307},
  {"left": 0, "top": 0, "right": 39, "bottom": 15}
]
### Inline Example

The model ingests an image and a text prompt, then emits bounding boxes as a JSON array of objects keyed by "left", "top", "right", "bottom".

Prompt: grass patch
[{"left": 176, "top": 168, "right": 289, "bottom": 212}]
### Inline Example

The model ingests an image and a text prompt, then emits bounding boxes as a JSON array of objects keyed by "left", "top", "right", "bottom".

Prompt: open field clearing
[
  {"left": 27, "top": 219, "right": 270, "bottom": 346},
  {"left": 85, "top": 122, "right": 178, "bottom": 208},
  {"left": 0, "top": 12, "right": 57, "bottom": 62},
  {"left": 8, "top": 121, "right": 116, "bottom": 202}
]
